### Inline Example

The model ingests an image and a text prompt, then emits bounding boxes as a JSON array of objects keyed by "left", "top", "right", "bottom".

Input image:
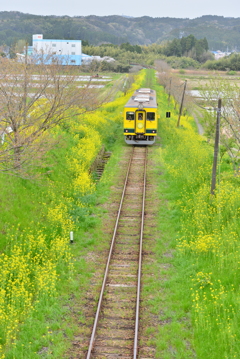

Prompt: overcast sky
[{"left": 1, "top": 0, "right": 240, "bottom": 19}]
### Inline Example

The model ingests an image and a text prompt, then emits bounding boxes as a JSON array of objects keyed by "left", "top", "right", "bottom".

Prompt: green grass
[
  {"left": 154, "top": 82, "right": 240, "bottom": 358},
  {"left": 0, "top": 71, "right": 146, "bottom": 358},
  {"left": 3, "top": 68, "right": 239, "bottom": 358},
  {"left": 23, "top": 137, "right": 129, "bottom": 359}
]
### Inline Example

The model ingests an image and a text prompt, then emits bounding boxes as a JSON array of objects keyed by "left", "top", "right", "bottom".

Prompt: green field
[{"left": 172, "top": 68, "right": 240, "bottom": 90}]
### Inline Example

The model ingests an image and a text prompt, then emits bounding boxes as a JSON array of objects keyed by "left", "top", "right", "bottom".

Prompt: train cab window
[
  {"left": 126, "top": 112, "right": 135, "bottom": 121},
  {"left": 147, "top": 112, "right": 155, "bottom": 121},
  {"left": 138, "top": 113, "right": 143, "bottom": 120}
]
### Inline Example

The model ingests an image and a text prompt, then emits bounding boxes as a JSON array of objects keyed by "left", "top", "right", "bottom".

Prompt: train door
[{"left": 135, "top": 111, "right": 145, "bottom": 134}]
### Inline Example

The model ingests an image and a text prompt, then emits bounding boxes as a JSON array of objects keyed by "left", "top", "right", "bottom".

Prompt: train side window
[
  {"left": 126, "top": 112, "right": 134, "bottom": 121},
  {"left": 147, "top": 112, "right": 155, "bottom": 121}
]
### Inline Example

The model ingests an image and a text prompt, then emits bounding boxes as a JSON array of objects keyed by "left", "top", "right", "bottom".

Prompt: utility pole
[
  {"left": 210, "top": 98, "right": 222, "bottom": 195},
  {"left": 23, "top": 42, "right": 29, "bottom": 126},
  {"left": 177, "top": 80, "right": 187, "bottom": 127},
  {"left": 168, "top": 77, "right": 172, "bottom": 104}
]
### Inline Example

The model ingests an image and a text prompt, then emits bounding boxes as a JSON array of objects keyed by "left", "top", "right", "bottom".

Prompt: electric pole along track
[{"left": 86, "top": 146, "right": 147, "bottom": 358}]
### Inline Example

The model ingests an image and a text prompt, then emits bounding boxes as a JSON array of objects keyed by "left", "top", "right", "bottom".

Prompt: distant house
[
  {"left": 211, "top": 50, "right": 231, "bottom": 60},
  {"left": 25, "top": 34, "right": 82, "bottom": 65}
]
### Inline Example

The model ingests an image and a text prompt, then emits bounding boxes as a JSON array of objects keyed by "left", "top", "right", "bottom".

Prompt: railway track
[{"left": 86, "top": 146, "right": 147, "bottom": 359}]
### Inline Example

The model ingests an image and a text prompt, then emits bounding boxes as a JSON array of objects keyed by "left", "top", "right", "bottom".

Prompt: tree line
[
  {"left": 82, "top": 36, "right": 240, "bottom": 72},
  {"left": 81, "top": 36, "right": 213, "bottom": 72},
  {"left": 162, "top": 35, "right": 209, "bottom": 62},
  {"left": 1, "top": 33, "right": 239, "bottom": 76}
]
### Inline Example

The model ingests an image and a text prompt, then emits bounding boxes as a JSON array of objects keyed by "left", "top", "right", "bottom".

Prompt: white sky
[{"left": 1, "top": 0, "right": 240, "bottom": 19}]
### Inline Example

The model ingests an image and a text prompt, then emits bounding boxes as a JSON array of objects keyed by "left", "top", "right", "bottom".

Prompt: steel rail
[
  {"left": 134, "top": 146, "right": 147, "bottom": 359},
  {"left": 86, "top": 146, "right": 135, "bottom": 359}
]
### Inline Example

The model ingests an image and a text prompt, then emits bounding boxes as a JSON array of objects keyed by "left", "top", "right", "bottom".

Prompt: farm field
[
  {"left": 0, "top": 68, "right": 239, "bottom": 358},
  {"left": 172, "top": 68, "right": 240, "bottom": 90}
]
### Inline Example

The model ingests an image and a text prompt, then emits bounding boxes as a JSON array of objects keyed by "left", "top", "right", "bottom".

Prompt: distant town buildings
[{"left": 17, "top": 35, "right": 115, "bottom": 66}]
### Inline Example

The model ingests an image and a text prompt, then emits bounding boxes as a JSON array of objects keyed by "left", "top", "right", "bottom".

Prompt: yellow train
[{"left": 123, "top": 88, "right": 158, "bottom": 145}]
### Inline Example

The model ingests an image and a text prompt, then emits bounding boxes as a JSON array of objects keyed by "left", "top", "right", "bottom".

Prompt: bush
[
  {"left": 203, "top": 53, "right": 240, "bottom": 71},
  {"left": 166, "top": 56, "right": 200, "bottom": 69},
  {"left": 227, "top": 70, "right": 237, "bottom": 75}
]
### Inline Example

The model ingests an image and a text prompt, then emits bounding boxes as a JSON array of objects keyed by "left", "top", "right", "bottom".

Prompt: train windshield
[
  {"left": 147, "top": 112, "right": 155, "bottom": 121},
  {"left": 126, "top": 112, "right": 135, "bottom": 121}
]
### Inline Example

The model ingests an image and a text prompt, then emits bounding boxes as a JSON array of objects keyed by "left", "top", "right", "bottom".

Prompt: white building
[
  {"left": 212, "top": 50, "right": 231, "bottom": 60},
  {"left": 32, "top": 34, "right": 82, "bottom": 65}
]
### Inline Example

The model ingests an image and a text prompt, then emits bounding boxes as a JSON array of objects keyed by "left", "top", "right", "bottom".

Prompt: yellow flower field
[{"left": 0, "top": 71, "right": 145, "bottom": 357}]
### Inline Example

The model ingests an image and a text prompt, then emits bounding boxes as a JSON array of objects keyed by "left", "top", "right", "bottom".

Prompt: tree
[
  {"left": 14, "top": 39, "right": 27, "bottom": 54},
  {"left": 120, "top": 42, "right": 142, "bottom": 53},
  {"left": 185, "top": 35, "right": 196, "bottom": 53},
  {"left": 200, "top": 37, "right": 209, "bottom": 51},
  {"left": 0, "top": 54, "right": 107, "bottom": 178},
  {"left": 164, "top": 39, "right": 182, "bottom": 57}
]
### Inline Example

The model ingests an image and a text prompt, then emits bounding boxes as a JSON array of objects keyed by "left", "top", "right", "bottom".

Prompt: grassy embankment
[
  {"left": 153, "top": 81, "right": 240, "bottom": 358},
  {"left": 1, "top": 68, "right": 239, "bottom": 358},
  {"left": 0, "top": 71, "right": 146, "bottom": 359}
]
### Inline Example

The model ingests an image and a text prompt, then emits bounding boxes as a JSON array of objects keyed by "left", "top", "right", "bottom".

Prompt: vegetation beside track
[
  {"left": 1, "top": 68, "right": 239, "bottom": 358},
  {"left": 0, "top": 71, "right": 147, "bottom": 359},
  {"left": 155, "top": 80, "right": 240, "bottom": 358}
]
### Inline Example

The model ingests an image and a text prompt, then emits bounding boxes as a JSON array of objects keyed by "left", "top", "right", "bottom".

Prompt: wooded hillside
[{"left": 0, "top": 12, "right": 240, "bottom": 51}]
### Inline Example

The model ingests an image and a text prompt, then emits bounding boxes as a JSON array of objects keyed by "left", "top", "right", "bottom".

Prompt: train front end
[{"left": 123, "top": 88, "right": 158, "bottom": 145}]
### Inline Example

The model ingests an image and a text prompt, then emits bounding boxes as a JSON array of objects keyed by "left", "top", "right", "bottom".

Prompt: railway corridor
[{"left": 87, "top": 146, "right": 147, "bottom": 358}]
